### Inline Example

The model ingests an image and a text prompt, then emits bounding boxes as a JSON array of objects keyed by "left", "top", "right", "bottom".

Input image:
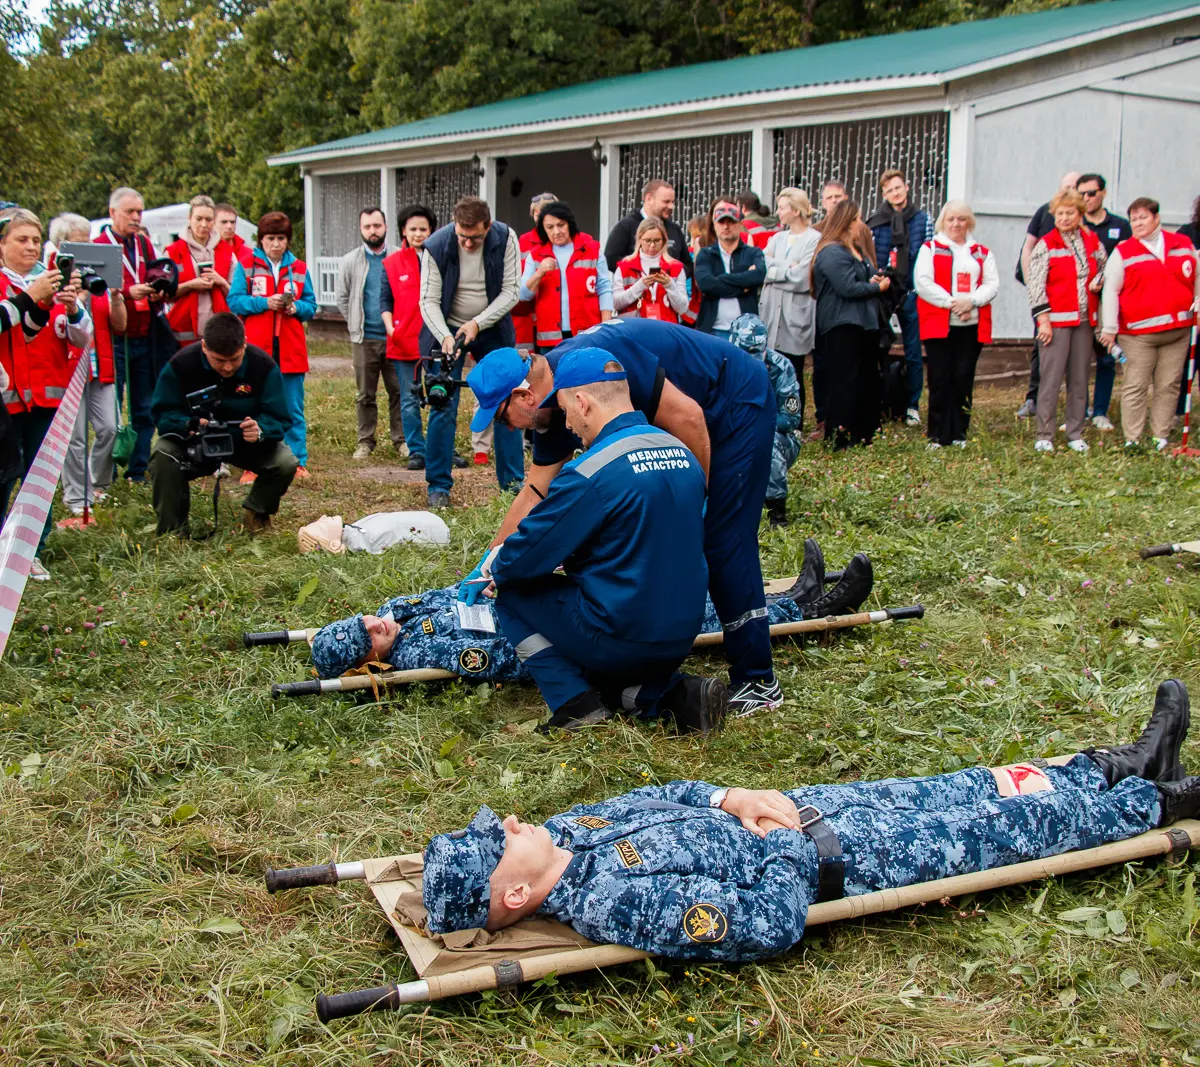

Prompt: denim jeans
[
  {"left": 897, "top": 290, "right": 923, "bottom": 410},
  {"left": 1091, "top": 338, "right": 1115, "bottom": 419},
  {"left": 394, "top": 361, "right": 426, "bottom": 459},
  {"left": 280, "top": 372, "right": 308, "bottom": 466},
  {"left": 114, "top": 335, "right": 156, "bottom": 479}
]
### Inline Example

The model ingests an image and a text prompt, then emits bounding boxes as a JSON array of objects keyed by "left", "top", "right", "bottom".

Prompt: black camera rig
[
  {"left": 413, "top": 335, "right": 469, "bottom": 410},
  {"left": 184, "top": 385, "right": 237, "bottom": 470}
]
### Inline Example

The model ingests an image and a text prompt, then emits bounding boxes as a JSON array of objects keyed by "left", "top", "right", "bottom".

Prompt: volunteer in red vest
[
  {"left": 228, "top": 212, "right": 315, "bottom": 478},
  {"left": 214, "top": 203, "right": 252, "bottom": 278},
  {"left": 1026, "top": 188, "right": 1107, "bottom": 454},
  {"left": 914, "top": 200, "right": 999, "bottom": 450},
  {"left": 682, "top": 214, "right": 713, "bottom": 327},
  {"left": 1100, "top": 196, "right": 1200, "bottom": 451},
  {"left": 380, "top": 203, "right": 436, "bottom": 473},
  {"left": 518, "top": 201, "right": 612, "bottom": 352},
  {"left": 612, "top": 217, "right": 689, "bottom": 323},
  {"left": 736, "top": 189, "right": 779, "bottom": 250},
  {"left": 512, "top": 192, "right": 556, "bottom": 349},
  {"left": 46, "top": 213, "right": 128, "bottom": 518},
  {"left": 164, "top": 195, "right": 232, "bottom": 346},
  {"left": 95, "top": 186, "right": 161, "bottom": 482},
  {"left": 0, "top": 209, "right": 90, "bottom": 578}
]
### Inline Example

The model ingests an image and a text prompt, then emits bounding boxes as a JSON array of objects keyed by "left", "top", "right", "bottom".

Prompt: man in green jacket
[{"left": 149, "top": 312, "right": 296, "bottom": 533}]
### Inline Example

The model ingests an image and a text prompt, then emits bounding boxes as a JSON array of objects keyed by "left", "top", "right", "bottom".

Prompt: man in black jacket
[
  {"left": 693, "top": 202, "right": 765, "bottom": 337},
  {"left": 603, "top": 180, "right": 694, "bottom": 277},
  {"left": 149, "top": 313, "right": 297, "bottom": 534}
]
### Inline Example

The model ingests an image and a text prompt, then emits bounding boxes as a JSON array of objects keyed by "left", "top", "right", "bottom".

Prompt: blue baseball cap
[
  {"left": 310, "top": 613, "right": 370, "bottom": 678},
  {"left": 467, "top": 349, "right": 531, "bottom": 432},
  {"left": 539, "top": 347, "right": 628, "bottom": 409},
  {"left": 422, "top": 805, "right": 507, "bottom": 933}
]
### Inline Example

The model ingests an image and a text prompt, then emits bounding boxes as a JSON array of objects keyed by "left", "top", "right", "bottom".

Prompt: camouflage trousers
[
  {"left": 786, "top": 755, "right": 1159, "bottom": 899},
  {"left": 768, "top": 432, "right": 801, "bottom": 501}
]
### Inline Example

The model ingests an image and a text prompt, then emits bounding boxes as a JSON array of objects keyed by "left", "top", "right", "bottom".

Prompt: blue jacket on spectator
[
  {"left": 227, "top": 249, "right": 317, "bottom": 322},
  {"left": 693, "top": 241, "right": 765, "bottom": 333},
  {"left": 867, "top": 208, "right": 933, "bottom": 288}
]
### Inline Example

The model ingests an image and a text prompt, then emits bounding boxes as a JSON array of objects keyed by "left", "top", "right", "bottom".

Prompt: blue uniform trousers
[
  {"left": 495, "top": 576, "right": 693, "bottom": 714},
  {"left": 281, "top": 372, "right": 307, "bottom": 466},
  {"left": 706, "top": 398, "right": 776, "bottom": 685},
  {"left": 425, "top": 342, "right": 524, "bottom": 496}
]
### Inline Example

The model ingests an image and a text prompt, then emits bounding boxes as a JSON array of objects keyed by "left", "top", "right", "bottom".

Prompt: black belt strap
[{"left": 796, "top": 805, "right": 845, "bottom": 903}]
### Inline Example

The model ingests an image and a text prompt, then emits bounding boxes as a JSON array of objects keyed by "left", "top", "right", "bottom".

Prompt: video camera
[
  {"left": 52, "top": 253, "right": 107, "bottom": 297},
  {"left": 414, "top": 335, "right": 468, "bottom": 411},
  {"left": 184, "top": 385, "right": 237, "bottom": 468}
]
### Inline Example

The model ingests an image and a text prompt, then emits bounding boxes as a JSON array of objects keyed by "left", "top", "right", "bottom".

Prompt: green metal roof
[{"left": 271, "top": 0, "right": 1199, "bottom": 164}]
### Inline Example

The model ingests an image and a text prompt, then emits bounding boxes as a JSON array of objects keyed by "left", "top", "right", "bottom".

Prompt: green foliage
[{"left": 4, "top": 0, "right": 1082, "bottom": 222}]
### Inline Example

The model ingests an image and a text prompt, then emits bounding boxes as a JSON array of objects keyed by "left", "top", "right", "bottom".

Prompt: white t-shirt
[{"left": 713, "top": 244, "right": 741, "bottom": 331}]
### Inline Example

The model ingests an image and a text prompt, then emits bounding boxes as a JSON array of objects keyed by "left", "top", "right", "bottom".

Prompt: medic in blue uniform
[{"left": 462, "top": 320, "right": 781, "bottom": 717}]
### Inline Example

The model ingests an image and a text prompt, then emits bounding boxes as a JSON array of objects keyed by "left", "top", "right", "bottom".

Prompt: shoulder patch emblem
[
  {"left": 613, "top": 839, "right": 643, "bottom": 869},
  {"left": 571, "top": 815, "right": 612, "bottom": 830},
  {"left": 783, "top": 395, "right": 800, "bottom": 414},
  {"left": 421, "top": 618, "right": 435, "bottom": 635},
  {"left": 459, "top": 647, "right": 490, "bottom": 674},
  {"left": 683, "top": 902, "right": 728, "bottom": 944}
]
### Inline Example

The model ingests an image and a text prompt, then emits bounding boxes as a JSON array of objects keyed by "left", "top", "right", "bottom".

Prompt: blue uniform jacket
[
  {"left": 493, "top": 411, "right": 708, "bottom": 644},
  {"left": 538, "top": 779, "right": 814, "bottom": 961},
  {"left": 532, "top": 320, "right": 771, "bottom": 467}
]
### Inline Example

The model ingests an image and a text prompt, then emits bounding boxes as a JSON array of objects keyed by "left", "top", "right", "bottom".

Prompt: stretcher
[
  {"left": 1141, "top": 540, "right": 1200, "bottom": 559},
  {"left": 265, "top": 819, "right": 1200, "bottom": 1022}
]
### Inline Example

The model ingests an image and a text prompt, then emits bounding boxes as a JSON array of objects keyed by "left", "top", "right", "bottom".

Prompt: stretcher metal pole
[
  {"left": 270, "top": 605, "right": 925, "bottom": 698},
  {"left": 266, "top": 819, "right": 1200, "bottom": 1020},
  {"left": 244, "top": 572, "right": 852, "bottom": 650}
]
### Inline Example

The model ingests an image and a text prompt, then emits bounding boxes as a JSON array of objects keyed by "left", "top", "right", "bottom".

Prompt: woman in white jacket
[
  {"left": 913, "top": 200, "right": 999, "bottom": 449},
  {"left": 760, "top": 188, "right": 820, "bottom": 429}
]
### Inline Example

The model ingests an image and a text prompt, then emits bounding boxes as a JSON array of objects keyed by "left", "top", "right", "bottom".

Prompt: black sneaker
[
  {"left": 1157, "top": 776, "right": 1200, "bottom": 824},
  {"left": 765, "top": 498, "right": 788, "bottom": 527},
  {"left": 659, "top": 675, "right": 728, "bottom": 735},
  {"left": 407, "top": 455, "right": 426, "bottom": 471},
  {"left": 452, "top": 453, "right": 469, "bottom": 469},
  {"left": 538, "top": 689, "right": 614, "bottom": 733},
  {"left": 427, "top": 491, "right": 451, "bottom": 509},
  {"left": 800, "top": 553, "right": 873, "bottom": 619},
  {"left": 1086, "top": 679, "right": 1190, "bottom": 786},
  {"left": 728, "top": 677, "right": 784, "bottom": 718}
]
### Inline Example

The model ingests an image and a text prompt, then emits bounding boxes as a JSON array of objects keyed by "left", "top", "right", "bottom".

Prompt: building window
[
  {"left": 619, "top": 134, "right": 753, "bottom": 225},
  {"left": 317, "top": 171, "right": 384, "bottom": 257},
  {"left": 394, "top": 161, "right": 480, "bottom": 231},
  {"left": 773, "top": 112, "right": 949, "bottom": 220}
]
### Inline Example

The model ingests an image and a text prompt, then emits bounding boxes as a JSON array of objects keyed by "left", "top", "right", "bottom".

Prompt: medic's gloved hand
[{"left": 459, "top": 546, "right": 502, "bottom": 605}]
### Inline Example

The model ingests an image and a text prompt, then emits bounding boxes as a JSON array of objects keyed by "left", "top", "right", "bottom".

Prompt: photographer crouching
[{"left": 149, "top": 313, "right": 297, "bottom": 534}]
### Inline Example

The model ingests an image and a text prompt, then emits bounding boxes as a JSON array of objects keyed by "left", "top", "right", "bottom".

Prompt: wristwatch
[{"left": 708, "top": 787, "right": 729, "bottom": 810}]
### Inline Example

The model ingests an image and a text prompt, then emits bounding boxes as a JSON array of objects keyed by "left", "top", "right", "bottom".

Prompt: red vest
[
  {"left": 531, "top": 233, "right": 602, "bottom": 347},
  {"left": 916, "top": 239, "right": 993, "bottom": 344},
  {"left": 742, "top": 219, "right": 777, "bottom": 250},
  {"left": 69, "top": 293, "right": 116, "bottom": 385},
  {"left": 94, "top": 226, "right": 155, "bottom": 338},
  {"left": 1042, "top": 227, "right": 1101, "bottom": 327},
  {"left": 241, "top": 253, "right": 309, "bottom": 373},
  {"left": 163, "top": 237, "right": 232, "bottom": 340},
  {"left": 512, "top": 228, "right": 540, "bottom": 347},
  {"left": 1114, "top": 231, "right": 1197, "bottom": 335},
  {"left": 383, "top": 247, "right": 422, "bottom": 361},
  {"left": 0, "top": 273, "right": 31, "bottom": 414},
  {"left": 5, "top": 299, "right": 76, "bottom": 414},
  {"left": 214, "top": 234, "right": 253, "bottom": 280},
  {"left": 615, "top": 253, "right": 683, "bottom": 323}
]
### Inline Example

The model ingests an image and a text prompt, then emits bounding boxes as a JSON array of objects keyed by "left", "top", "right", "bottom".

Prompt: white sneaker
[
  {"left": 216, "top": 464, "right": 231, "bottom": 480},
  {"left": 952, "top": 439, "right": 968, "bottom": 449},
  {"left": 66, "top": 504, "right": 85, "bottom": 517},
  {"left": 352, "top": 444, "right": 373, "bottom": 460},
  {"left": 1125, "top": 440, "right": 1138, "bottom": 448},
  {"left": 1058, "top": 423, "right": 1067, "bottom": 432},
  {"left": 1092, "top": 415, "right": 1115, "bottom": 432},
  {"left": 92, "top": 491, "right": 109, "bottom": 504},
  {"left": 395, "top": 442, "right": 409, "bottom": 459},
  {"left": 1067, "top": 439, "right": 1089, "bottom": 453},
  {"left": 905, "top": 408, "right": 921, "bottom": 427},
  {"left": 1154, "top": 437, "right": 1169, "bottom": 452},
  {"left": 1035, "top": 440, "right": 1054, "bottom": 453},
  {"left": 29, "top": 557, "right": 50, "bottom": 581},
  {"left": 926, "top": 442, "right": 942, "bottom": 451}
]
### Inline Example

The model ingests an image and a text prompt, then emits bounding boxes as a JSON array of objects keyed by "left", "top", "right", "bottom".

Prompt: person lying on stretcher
[
  {"left": 418, "top": 681, "right": 1199, "bottom": 961},
  {"left": 307, "top": 535, "right": 873, "bottom": 717}
]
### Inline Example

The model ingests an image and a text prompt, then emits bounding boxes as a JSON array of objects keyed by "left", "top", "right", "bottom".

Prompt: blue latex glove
[{"left": 458, "top": 547, "right": 500, "bottom": 605}]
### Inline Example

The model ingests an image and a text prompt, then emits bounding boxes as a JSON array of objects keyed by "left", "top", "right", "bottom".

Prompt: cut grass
[{"left": 2, "top": 352, "right": 1200, "bottom": 1066}]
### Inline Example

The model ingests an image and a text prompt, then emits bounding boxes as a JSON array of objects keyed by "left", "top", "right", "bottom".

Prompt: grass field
[{"left": 2, "top": 349, "right": 1199, "bottom": 1067}]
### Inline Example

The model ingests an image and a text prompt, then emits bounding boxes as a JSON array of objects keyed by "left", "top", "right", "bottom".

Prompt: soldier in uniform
[
  {"left": 420, "top": 681, "right": 1199, "bottom": 961},
  {"left": 729, "top": 313, "right": 801, "bottom": 528}
]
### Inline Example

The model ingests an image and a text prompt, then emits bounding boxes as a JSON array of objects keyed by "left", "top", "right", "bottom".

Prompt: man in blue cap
[
  {"left": 421, "top": 682, "right": 1198, "bottom": 960},
  {"left": 463, "top": 320, "right": 782, "bottom": 718},
  {"left": 467, "top": 344, "right": 724, "bottom": 732}
]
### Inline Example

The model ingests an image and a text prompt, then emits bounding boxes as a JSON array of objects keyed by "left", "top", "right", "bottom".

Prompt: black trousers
[
  {"left": 822, "top": 325, "right": 882, "bottom": 450},
  {"left": 923, "top": 327, "right": 982, "bottom": 446},
  {"left": 150, "top": 436, "right": 297, "bottom": 533}
]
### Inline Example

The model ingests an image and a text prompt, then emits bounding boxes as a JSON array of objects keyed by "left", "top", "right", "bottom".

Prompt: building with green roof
[{"left": 271, "top": 0, "right": 1200, "bottom": 338}]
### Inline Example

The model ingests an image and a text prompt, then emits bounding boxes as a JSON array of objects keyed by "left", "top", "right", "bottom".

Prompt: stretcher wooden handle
[{"left": 1140, "top": 544, "right": 1179, "bottom": 559}]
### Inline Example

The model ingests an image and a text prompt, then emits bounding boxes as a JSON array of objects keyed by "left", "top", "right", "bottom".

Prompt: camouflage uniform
[{"left": 514, "top": 757, "right": 1156, "bottom": 959}]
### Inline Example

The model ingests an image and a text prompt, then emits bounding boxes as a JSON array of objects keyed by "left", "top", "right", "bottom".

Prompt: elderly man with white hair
[{"left": 49, "top": 213, "right": 127, "bottom": 516}]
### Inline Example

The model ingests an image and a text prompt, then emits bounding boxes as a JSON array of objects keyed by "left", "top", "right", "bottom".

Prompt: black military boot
[
  {"left": 800, "top": 553, "right": 874, "bottom": 619},
  {"left": 765, "top": 498, "right": 788, "bottom": 528},
  {"left": 539, "top": 689, "right": 614, "bottom": 733},
  {"left": 659, "top": 675, "right": 728, "bottom": 735},
  {"left": 774, "top": 538, "right": 825, "bottom": 606},
  {"left": 1157, "top": 777, "right": 1200, "bottom": 824},
  {"left": 1085, "top": 679, "right": 1191, "bottom": 787}
]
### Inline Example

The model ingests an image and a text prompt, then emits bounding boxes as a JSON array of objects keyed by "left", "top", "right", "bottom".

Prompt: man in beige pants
[{"left": 1101, "top": 197, "right": 1200, "bottom": 450}]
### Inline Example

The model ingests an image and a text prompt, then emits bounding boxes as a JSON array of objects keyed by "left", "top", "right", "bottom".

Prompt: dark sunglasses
[
  {"left": 494, "top": 394, "right": 515, "bottom": 429},
  {"left": 1078, "top": 188, "right": 1102, "bottom": 197}
]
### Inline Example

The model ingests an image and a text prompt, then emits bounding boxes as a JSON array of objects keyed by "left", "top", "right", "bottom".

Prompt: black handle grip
[
  {"left": 265, "top": 862, "right": 338, "bottom": 894},
  {"left": 273, "top": 680, "right": 322, "bottom": 698},
  {"left": 244, "top": 630, "right": 291, "bottom": 648},
  {"left": 823, "top": 570, "right": 844, "bottom": 585},
  {"left": 1140, "top": 544, "right": 1176, "bottom": 559},
  {"left": 887, "top": 604, "right": 925, "bottom": 621},
  {"left": 317, "top": 985, "right": 400, "bottom": 1023}
]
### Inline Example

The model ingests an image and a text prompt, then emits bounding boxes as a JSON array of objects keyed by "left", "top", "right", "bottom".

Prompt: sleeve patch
[
  {"left": 572, "top": 815, "right": 612, "bottom": 830},
  {"left": 613, "top": 839, "right": 643, "bottom": 868},
  {"left": 683, "top": 903, "right": 728, "bottom": 943},
  {"left": 783, "top": 395, "right": 800, "bottom": 414}
]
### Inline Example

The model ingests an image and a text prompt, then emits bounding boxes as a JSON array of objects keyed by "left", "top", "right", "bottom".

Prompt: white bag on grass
[{"left": 341, "top": 510, "right": 450, "bottom": 553}]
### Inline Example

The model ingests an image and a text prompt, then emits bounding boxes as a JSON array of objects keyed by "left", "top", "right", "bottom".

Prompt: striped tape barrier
[{"left": 0, "top": 351, "right": 90, "bottom": 660}]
